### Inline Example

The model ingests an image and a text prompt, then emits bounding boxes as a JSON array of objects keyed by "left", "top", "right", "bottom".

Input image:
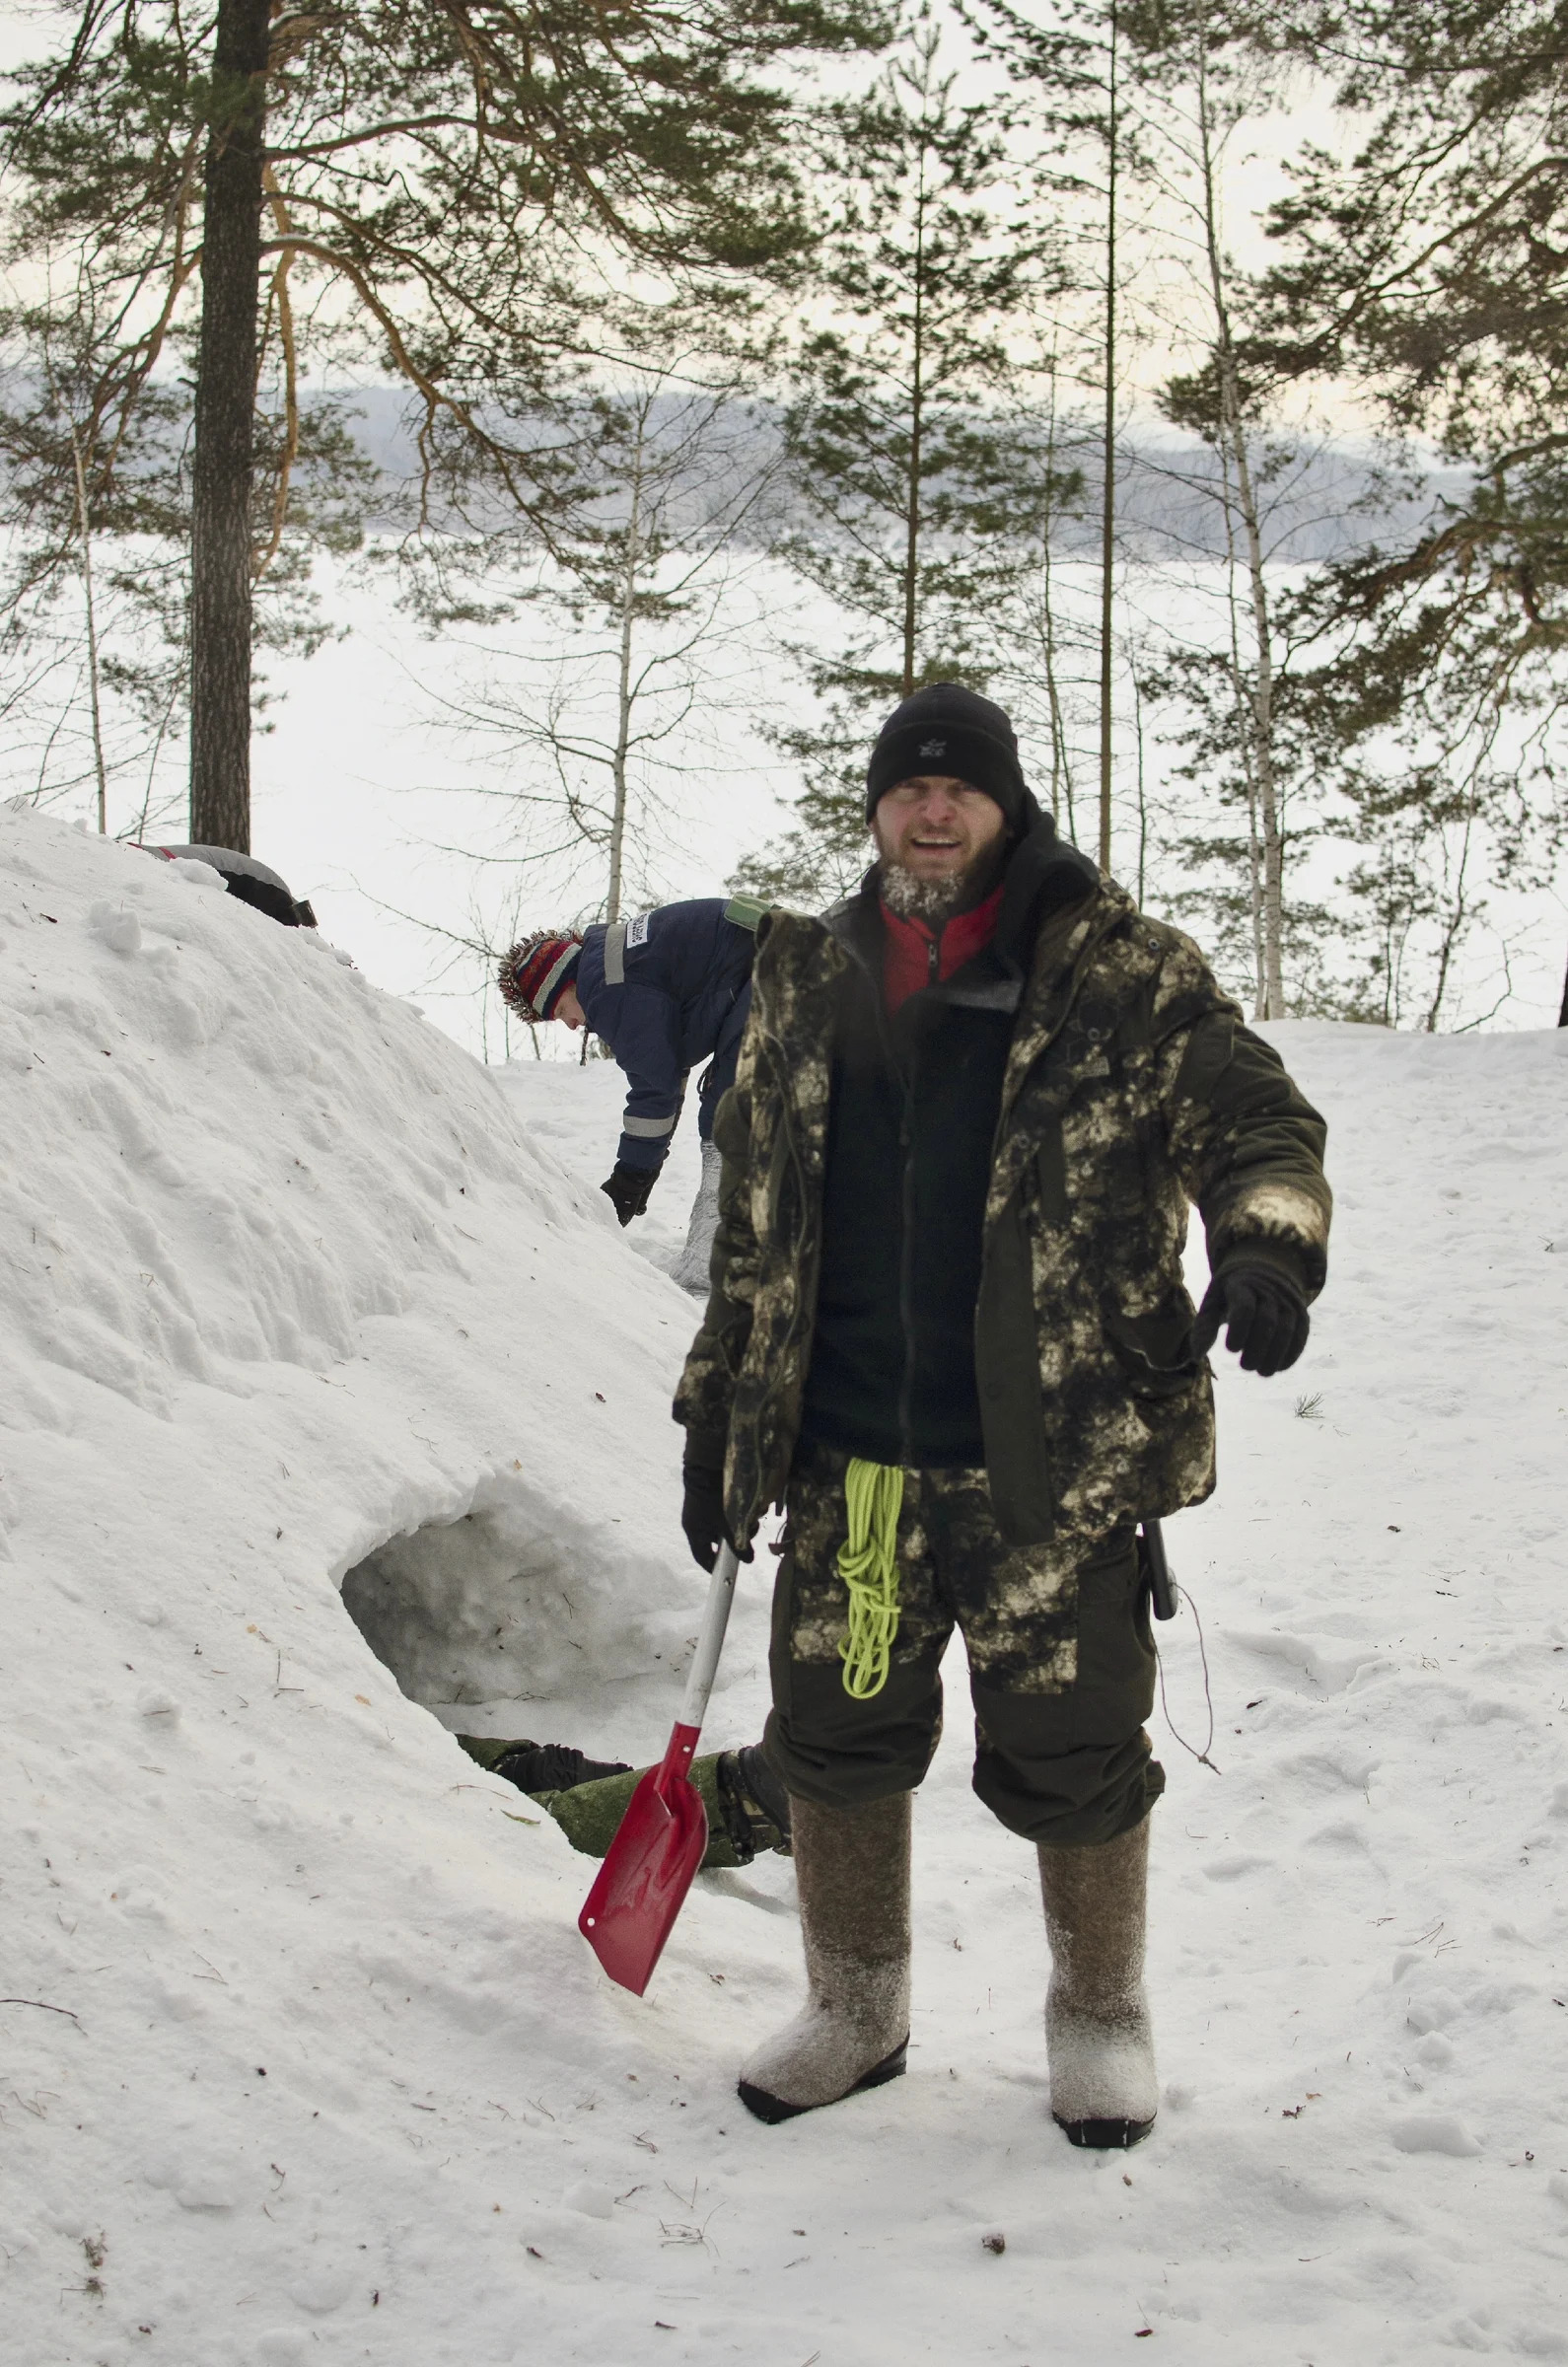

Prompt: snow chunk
[
  {"left": 1390, "top": 2116, "right": 1482, "bottom": 2158},
  {"left": 1404, "top": 1987, "right": 1463, "bottom": 2035},
  {"left": 167, "top": 856, "right": 227, "bottom": 893},
  {"left": 142, "top": 2141, "right": 249, "bottom": 2209},
  {"left": 286, "top": 2265, "right": 354, "bottom": 2315},
  {"left": 564, "top": 2182, "right": 615, "bottom": 2220},
  {"left": 88, "top": 898, "right": 142, "bottom": 955},
  {"left": 256, "top": 2335, "right": 309, "bottom": 2366}
]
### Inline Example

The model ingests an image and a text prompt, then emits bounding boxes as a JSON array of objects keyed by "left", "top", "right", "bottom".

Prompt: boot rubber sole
[
  {"left": 1054, "top": 2110, "right": 1155, "bottom": 2150},
  {"left": 738, "top": 2038, "right": 909, "bottom": 2126}
]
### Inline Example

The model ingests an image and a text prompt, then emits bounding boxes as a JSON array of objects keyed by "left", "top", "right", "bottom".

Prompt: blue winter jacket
[{"left": 574, "top": 898, "right": 760, "bottom": 1174}]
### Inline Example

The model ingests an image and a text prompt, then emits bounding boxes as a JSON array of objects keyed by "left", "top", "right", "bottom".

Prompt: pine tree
[
  {"left": 1123, "top": 0, "right": 1305, "bottom": 1011},
  {"left": 0, "top": 281, "right": 372, "bottom": 836},
  {"left": 738, "top": 5, "right": 1060, "bottom": 902},
  {"left": 1254, "top": 0, "right": 1568, "bottom": 1023},
  {"left": 1, "top": 0, "right": 890, "bottom": 851},
  {"left": 405, "top": 313, "right": 779, "bottom": 956}
]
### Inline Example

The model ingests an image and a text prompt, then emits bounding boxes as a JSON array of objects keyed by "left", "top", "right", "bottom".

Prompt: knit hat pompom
[
  {"left": 865, "top": 682, "right": 1028, "bottom": 829},
  {"left": 499, "top": 931, "right": 583, "bottom": 1019}
]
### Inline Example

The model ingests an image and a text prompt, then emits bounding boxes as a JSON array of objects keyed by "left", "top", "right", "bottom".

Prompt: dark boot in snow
[
  {"left": 738, "top": 1791, "right": 911, "bottom": 2125},
  {"left": 455, "top": 1735, "right": 633, "bottom": 1792},
  {"left": 1036, "top": 1814, "right": 1158, "bottom": 2150}
]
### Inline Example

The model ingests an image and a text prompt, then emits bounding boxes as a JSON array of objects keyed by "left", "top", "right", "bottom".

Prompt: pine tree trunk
[
  {"left": 70, "top": 425, "right": 108, "bottom": 835},
  {"left": 1097, "top": 6, "right": 1118, "bottom": 875},
  {"left": 1039, "top": 367, "right": 1071, "bottom": 830},
  {"left": 901, "top": 154, "right": 929, "bottom": 701},
  {"left": 1231, "top": 420, "right": 1286, "bottom": 1017},
  {"left": 189, "top": 0, "right": 269, "bottom": 851}
]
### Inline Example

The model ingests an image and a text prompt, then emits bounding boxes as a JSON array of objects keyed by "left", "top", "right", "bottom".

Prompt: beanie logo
[{"left": 919, "top": 738, "right": 947, "bottom": 757}]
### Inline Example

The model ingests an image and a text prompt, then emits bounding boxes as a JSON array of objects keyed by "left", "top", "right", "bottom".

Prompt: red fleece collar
[{"left": 880, "top": 880, "right": 1006, "bottom": 1013}]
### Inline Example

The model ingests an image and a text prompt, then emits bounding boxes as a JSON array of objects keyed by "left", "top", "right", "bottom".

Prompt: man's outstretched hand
[{"left": 1191, "top": 1263, "right": 1310, "bottom": 1377}]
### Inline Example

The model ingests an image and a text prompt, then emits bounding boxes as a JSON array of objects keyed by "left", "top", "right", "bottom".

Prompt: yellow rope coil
[{"left": 836, "top": 1458, "right": 905, "bottom": 1699}]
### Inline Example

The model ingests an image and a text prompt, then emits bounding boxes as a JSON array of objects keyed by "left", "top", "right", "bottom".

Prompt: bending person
[{"left": 499, "top": 897, "right": 767, "bottom": 1290}]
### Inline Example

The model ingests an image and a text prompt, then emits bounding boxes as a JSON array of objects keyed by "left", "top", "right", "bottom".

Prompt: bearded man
[{"left": 674, "top": 681, "right": 1331, "bottom": 2146}]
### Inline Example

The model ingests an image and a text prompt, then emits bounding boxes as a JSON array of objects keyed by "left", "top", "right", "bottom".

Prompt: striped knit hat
[{"left": 498, "top": 931, "right": 583, "bottom": 1020}]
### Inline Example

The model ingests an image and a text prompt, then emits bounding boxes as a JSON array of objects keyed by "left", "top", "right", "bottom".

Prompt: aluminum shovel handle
[{"left": 677, "top": 1543, "right": 740, "bottom": 1732}]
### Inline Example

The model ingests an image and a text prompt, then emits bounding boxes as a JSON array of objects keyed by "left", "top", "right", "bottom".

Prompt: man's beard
[{"left": 878, "top": 838, "right": 1007, "bottom": 926}]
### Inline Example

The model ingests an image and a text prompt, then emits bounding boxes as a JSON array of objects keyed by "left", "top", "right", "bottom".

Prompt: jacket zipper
[
  {"left": 896, "top": 1094, "right": 916, "bottom": 1466},
  {"left": 829, "top": 915, "right": 927, "bottom": 1470},
  {"left": 736, "top": 1037, "right": 820, "bottom": 1536}
]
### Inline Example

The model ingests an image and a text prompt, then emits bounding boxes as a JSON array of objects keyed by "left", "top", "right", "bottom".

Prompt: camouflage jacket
[{"left": 674, "top": 875, "right": 1331, "bottom": 1549}]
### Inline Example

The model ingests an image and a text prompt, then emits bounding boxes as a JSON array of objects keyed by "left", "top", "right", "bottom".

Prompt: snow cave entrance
[{"left": 339, "top": 1502, "right": 596, "bottom": 1719}]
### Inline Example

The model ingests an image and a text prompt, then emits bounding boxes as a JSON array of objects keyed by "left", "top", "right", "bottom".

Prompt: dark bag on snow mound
[{"left": 150, "top": 844, "right": 318, "bottom": 930}]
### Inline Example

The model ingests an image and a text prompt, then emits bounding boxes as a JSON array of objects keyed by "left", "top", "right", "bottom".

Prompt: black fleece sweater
[{"left": 799, "top": 816, "right": 1099, "bottom": 1469}]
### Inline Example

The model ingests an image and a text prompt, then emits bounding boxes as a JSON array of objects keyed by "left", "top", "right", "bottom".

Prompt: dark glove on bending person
[
  {"left": 601, "top": 1162, "right": 657, "bottom": 1227},
  {"left": 1191, "top": 1261, "right": 1310, "bottom": 1377},
  {"left": 680, "top": 1445, "right": 751, "bottom": 1573}
]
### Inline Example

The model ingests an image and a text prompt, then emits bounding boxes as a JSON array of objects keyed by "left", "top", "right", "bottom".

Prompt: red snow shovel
[{"left": 579, "top": 1543, "right": 740, "bottom": 1995}]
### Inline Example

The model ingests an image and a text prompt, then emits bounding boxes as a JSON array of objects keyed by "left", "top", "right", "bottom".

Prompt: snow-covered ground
[{"left": 2, "top": 799, "right": 1566, "bottom": 2366}]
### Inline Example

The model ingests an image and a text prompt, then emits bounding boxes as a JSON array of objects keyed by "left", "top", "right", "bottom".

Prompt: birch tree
[
  {"left": 406, "top": 338, "right": 777, "bottom": 947},
  {"left": 1135, "top": 2, "right": 1291, "bottom": 1010}
]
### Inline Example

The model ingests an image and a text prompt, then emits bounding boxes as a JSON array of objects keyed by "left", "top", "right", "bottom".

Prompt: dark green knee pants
[{"left": 763, "top": 1444, "right": 1164, "bottom": 1848}]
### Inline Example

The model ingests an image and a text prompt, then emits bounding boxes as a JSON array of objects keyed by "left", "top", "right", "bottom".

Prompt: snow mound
[{"left": 0, "top": 803, "right": 777, "bottom": 2362}]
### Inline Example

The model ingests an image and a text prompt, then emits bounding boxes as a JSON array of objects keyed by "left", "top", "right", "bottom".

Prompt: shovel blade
[{"left": 579, "top": 1737, "right": 708, "bottom": 1995}]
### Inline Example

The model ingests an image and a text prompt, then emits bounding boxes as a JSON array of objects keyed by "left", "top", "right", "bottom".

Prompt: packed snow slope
[{"left": 2, "top": 799, "right": 1566, "bottom": 2367}]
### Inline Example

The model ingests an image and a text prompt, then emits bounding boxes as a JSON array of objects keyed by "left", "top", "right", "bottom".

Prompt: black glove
[
  {"left": 679, "top": 1448, "right": 751, "bottom": 1573},
  {"left": 601, "top": 1162, "right": 657, "bottom": 1227},
  {"left": 1191, "top": 1262, "right": 1310, "bottom": 1377}
]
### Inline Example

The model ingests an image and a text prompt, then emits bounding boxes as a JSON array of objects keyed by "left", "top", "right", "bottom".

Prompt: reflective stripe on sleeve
[{"left": 604, "top": 920, "right": 628, "bottom": 984}]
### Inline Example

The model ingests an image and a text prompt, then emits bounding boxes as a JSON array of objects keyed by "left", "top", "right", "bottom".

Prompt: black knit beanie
[{"left": 865, "top": 682, "right": 1029, "bottom": 829}]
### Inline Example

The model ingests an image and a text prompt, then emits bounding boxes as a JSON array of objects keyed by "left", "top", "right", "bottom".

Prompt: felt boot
[
  {"left": 673, "top": 1140, "right": 723, "bottom": 1294},
  {"left": 1037, "top": 1814, "right": 1158, "bottom": 2149},
  {"left": 739, "top": 1791, "right": 911, "bottom": 2124}
]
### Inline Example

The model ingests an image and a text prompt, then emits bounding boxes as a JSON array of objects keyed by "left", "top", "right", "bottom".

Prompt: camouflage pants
[{"left": 763, "top": 1440, "right": 1164, "bottom": 1847}]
